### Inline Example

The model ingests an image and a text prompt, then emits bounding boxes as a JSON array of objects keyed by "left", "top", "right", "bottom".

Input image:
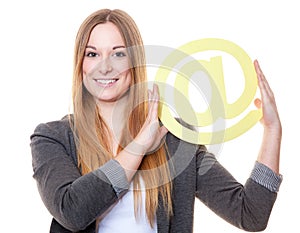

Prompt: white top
[{"left": 98, "top": 181, "right": 157, "bottom": 233}]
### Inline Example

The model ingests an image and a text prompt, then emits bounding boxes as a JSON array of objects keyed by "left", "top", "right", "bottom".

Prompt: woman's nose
[{"left": 99, "top": 57, "right": 112, "bottom": 74}]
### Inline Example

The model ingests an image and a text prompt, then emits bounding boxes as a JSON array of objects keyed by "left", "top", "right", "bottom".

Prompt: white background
[{"left": 0, "top": 0, "right": 299, "bottom": 232}]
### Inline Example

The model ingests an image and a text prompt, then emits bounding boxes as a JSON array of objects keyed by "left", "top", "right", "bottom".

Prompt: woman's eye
[
  {"left": 113, "top": 51, "right": 126, "bottom": 57},
  {"left": 86, "top": 52, "right": 98, "bottom": 57}
]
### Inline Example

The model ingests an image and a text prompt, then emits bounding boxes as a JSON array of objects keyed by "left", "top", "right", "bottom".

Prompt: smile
[{"left": 94, "top": 79, "right": 119, "bottom": 85}]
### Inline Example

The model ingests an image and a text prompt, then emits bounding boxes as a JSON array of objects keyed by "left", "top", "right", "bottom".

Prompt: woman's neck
[{"left": 96, "top": 95, "right": 129, "bottom": 154}]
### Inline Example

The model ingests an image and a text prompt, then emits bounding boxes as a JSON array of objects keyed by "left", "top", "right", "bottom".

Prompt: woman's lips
[{"left": 94, "top": 78, "right": 119, "bottom": 87}]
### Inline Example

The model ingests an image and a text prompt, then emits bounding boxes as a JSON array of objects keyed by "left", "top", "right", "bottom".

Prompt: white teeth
[{"left": 96, "top": 79, "right": 117, "bottom": 84}]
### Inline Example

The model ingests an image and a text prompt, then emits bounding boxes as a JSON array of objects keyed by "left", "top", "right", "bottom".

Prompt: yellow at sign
[{"left": 155, "top": 38, "right": 262, "bottom": 145}]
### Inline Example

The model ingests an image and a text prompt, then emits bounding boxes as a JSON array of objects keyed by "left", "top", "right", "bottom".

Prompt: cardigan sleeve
[
  {"left": 30, "top": 121, "right": 129, "bottom": 232},
  {"left": 195, "top": 148, "right": 282, "bottom": 232}
]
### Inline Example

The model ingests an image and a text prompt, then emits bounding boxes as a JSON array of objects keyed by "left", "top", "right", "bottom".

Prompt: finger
[
  {"left": 254, "top": 98, "right": 262, "bottom": 109},
  {"left": 148, "top": 84, "right": 159, "bottom": 102},
  {"left": 148, "top": 89, "right": 153, "bottom": 101},
  {"left": 254, "top": 62, "right": 272, "bottom": 108},
  {"left": 254, "top": 60, "right": 274, "bottom": 98},
  {"left": 149, "top": 84, "right": 159, "bottom": 118},
  {"left": 145, "top": 89, "right": 154, "bottom": 123},
  {"left": 152, "top": 83, "right": 159, "bottom": 102},
  {"left": 147, "top": 89, "right": 158, "bottom": 121},
  {"left": 255, "top": 62, "right": 278, "bottom": 114},
  {"left": 149, "top": 96, "right": 159, "bottom": 120}
]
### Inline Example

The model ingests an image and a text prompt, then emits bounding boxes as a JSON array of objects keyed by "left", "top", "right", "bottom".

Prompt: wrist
[
  {"left": 264, "top": 124, "right": 282, "bottom": 138},
  {"left": 263, "top": 118, "right": 282, "bottom": 133},
  {"left": 125, "top": 140, "right": 147, "bottom": 156}
]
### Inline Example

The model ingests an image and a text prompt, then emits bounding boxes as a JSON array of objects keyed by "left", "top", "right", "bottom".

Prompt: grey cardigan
[{"left": 30, "top": 116, "right": 282, "bottom": 233}]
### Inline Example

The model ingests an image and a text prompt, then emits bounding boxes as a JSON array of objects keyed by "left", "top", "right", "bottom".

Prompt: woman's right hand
[
  {"left": 133, "top": 84, "right": 168, "bottom": 155},
  {"left": 115, "top": 84, "right": 168, "bottom": 181}
]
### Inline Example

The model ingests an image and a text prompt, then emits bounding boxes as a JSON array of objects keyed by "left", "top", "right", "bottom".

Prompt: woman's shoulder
[
  {"left": 30, "top": 114, "right": 74, "bottom": 141},
  {"left": 30, "top": 114, "right": 77, "bottom": 163}
]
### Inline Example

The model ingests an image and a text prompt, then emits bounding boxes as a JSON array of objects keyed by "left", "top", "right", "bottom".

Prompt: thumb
[
  {"left": 159, "top": 125, "right": 169, "bottom": 139},
  {"left": 254, "top": 98, "right": 262, "bottom": 109}
]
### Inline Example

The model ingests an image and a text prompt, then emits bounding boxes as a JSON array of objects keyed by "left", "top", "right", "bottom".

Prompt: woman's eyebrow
[
  {"left": 85, "top": 45, "right": 125, "bottom": 50},
  {"left": 113, "top": 45, "right": 125, "bottom": 50},
  {"left": 86, "top": 45, "right": 97, "bottom": 50}
]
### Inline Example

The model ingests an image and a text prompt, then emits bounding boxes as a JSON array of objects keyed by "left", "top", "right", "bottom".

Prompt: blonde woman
[{"left": 30, "top": 9, "right": 282, "bottom": 233}]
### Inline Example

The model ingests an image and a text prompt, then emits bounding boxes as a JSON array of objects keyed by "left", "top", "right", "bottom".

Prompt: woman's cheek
[{"left": 82, "top": 59, "right": 94, "bottom": 74}]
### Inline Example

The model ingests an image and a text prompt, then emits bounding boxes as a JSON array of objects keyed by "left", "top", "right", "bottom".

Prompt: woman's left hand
[
  {"left": 254, "top": 60, "right": 282, "bottom": 132},
  {"left": 254, "top": 60, "right": 282, "bottom": 174}
]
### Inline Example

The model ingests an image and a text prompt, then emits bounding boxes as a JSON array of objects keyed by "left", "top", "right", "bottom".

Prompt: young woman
[{"left": 30, "top": 9, "right": 282, "bottom": 233}]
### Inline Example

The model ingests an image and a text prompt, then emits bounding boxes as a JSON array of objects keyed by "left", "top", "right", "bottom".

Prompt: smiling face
[{"left": 82, "top": 22, "right": 132, "bottom": 104}]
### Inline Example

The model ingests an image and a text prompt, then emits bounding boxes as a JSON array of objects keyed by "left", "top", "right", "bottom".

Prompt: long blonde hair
[{"left": 71, "top": 9, "right": 172, "bottom": 227}]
